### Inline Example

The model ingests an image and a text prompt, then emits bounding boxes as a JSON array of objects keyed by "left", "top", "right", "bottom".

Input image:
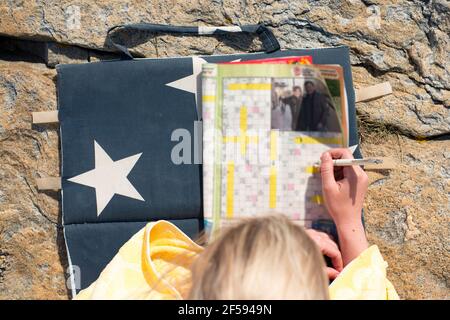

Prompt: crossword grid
[{"left": 203, "top": 76, "right": 343, "bottom": 226}]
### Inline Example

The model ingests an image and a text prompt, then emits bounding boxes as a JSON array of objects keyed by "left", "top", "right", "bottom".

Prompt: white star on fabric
[
  {"left": 165, "top": 57, "right": 241, "bottom": 118},
  {"left": 165, "top": 56, "right": 207, "bottom": 106},
  {"left": 68, "top": 141, "right": 145, "bottom": 216},
  {"left": 348, "top": 144, "right": 358, "bottom": 154}
]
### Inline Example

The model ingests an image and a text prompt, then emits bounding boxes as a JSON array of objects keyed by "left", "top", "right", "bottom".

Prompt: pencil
[{"left": 313, "top": 158, "right": 383, "bottom": 167}]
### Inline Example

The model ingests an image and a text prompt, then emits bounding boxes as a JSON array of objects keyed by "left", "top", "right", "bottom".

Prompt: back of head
[{"left": 189, "top": 215, "right": 329, "bottom": 299}]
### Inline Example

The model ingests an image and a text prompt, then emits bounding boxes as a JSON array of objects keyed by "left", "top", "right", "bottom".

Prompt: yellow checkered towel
[{"left": 75, "top": 220, "right": 399, "bottom": 300}]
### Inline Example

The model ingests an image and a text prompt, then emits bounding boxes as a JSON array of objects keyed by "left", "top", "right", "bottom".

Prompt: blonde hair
[{"left": 189, "top": 215, "right": 329, "bottom": 299}]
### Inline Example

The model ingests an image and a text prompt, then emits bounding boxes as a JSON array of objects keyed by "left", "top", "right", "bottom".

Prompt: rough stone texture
[
  {"left": 0, "top": 0, "right": 449, "bottom": 299},
  {"left": 0, "top": 61, "right": 67, "bottom": 299},
  {"left": 1, "top": 0, "right": 449, "bottom": 137},
  {"left": 354, "top": 66, "right": 450, "bottom": 138},
  {"left": 360, "top": 125, "right": 449, "bottom": 299}
]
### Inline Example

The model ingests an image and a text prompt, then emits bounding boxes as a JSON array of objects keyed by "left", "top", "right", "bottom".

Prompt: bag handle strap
[{"left": 107, "top": 23, "right": 280, "bottom": 59}]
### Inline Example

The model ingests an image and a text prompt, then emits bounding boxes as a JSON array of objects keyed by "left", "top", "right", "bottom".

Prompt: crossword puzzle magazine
[{"left": 202, "top": 62, "right": 348, "bottom": 235}]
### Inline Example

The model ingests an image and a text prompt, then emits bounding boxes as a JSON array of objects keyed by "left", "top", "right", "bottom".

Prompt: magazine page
[{"left": 202, "top": 63, "right": 346, "bottom": 234}]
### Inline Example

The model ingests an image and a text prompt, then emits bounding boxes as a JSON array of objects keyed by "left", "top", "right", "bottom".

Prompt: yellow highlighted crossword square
[
  {"left": 226, "top": 162, "right": 235, "bottom": 218},
  {"left": 310, "top": 195, "right": 323, "bottom": 205},
  {"left": 227, "top": 83, "right": 272, "bottom": 91},
  {"left": 202, "top": 95, "right": 215, "bottom": 102},
  {"left": 294, "top": 136, "right": 342, "bottom": 145},
  {"left": 305, "top": 166, "right": 321, "bottom": 174},
  {"left": 270, "top": 131, "right": 278, "bottom": 161},
  {"left": 269, "top": 166, "right": 277, "bottom": 209}
]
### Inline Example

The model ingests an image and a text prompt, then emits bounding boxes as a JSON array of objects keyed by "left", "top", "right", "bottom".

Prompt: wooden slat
[
  {"left": 355, "top": 82, "right": 392, "bottom": 103},
  {"left": 36, "top": 177, "right": 61, "bottom": 191},
  {"left": 32, "top": 111, "right": 59, "bottom": 124}
]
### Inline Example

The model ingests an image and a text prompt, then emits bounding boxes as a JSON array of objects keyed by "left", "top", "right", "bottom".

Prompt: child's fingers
[
  {"left": 318, "top": 229, "right": 336, "bottom": 242},
  {"left": 324, "top": 148, "right": 352, "bottom": 182},
  {"left": 333, "top": 166, "right": 344, "bottom": 181},
  {"left": 328, "top": 148, "right": 354, "bottom": 160},
  {"left": 326, "top": 267, "right": 340, "bottom": 280},
  {"left": 343, "top": 162, "right": 368, "bottom": 186},
  {"left": 321, "top": 237, "right": 344, "bottom": 272},
  {"left": 320, "top": 152, "right": 337, "bottom": 192},
  {"left": 305, "top": 229, "right": 343, "bottom": 272},
  {"left": 306, "top": 229, "right": 343, "bottom": 271}
]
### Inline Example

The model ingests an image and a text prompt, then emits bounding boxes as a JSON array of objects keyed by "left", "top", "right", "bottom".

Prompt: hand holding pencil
[{"left": 319, "top": 148, "right": 369, "bottom": 265}]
